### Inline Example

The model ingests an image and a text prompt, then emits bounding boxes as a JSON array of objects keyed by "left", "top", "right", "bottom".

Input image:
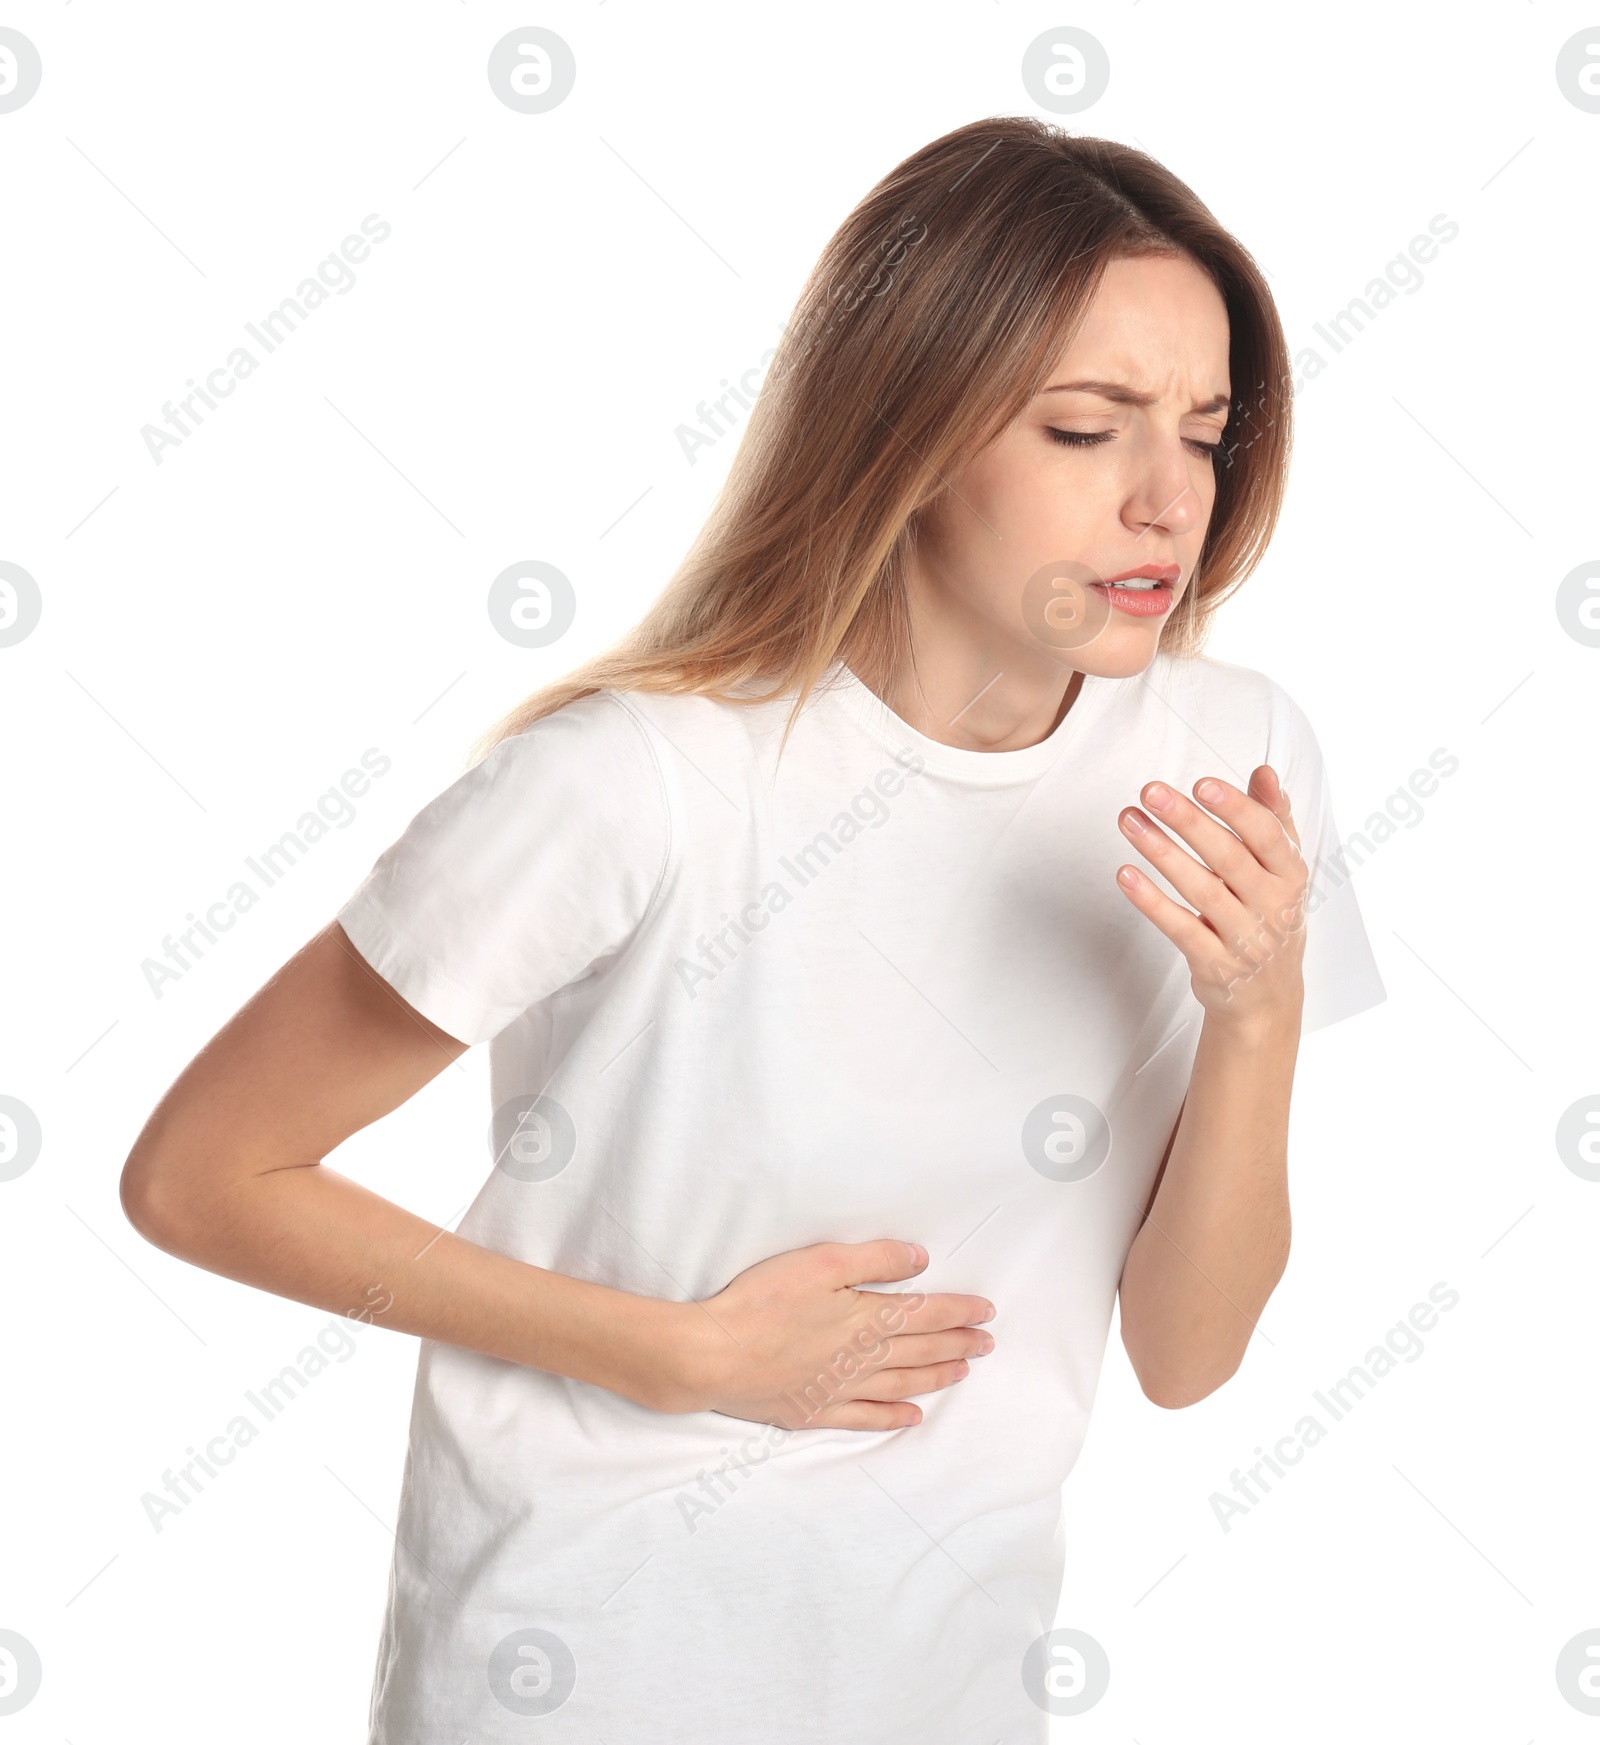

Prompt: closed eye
[{"left": 1048, "top": 428, "right": 1225, "bottom": 461}]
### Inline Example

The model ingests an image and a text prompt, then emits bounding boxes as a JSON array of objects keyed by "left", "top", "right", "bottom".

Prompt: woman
[{"left": 121, "top": 116, "right": 1384, "bottom": 1742}]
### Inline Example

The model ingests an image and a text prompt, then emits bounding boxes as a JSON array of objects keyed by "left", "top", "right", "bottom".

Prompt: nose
[{"left": 1125, "top": 443, "right": 1208, "bottom": 541}]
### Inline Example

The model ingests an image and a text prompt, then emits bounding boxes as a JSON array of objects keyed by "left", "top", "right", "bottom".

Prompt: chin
[
  {"left": 1059, "top": 626, "right": 1168, "bottom": 680},
  {"left": 1016, "top": 566, "right": 1184, "bottom": 679}
]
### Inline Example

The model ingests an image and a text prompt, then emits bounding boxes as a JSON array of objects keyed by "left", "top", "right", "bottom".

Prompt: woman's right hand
[
  {"left": 119, "top": 927, "right": 992, "bottom": 1432},
  {"left": 657, "top": 1238, "right": 996, "bottom": 1431}
]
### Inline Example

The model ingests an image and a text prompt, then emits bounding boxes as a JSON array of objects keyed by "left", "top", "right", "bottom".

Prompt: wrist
[
  {"left": 615, "top": 1294, "right": 718, "bottom": 1414},
  {"left": 1200, "top": 997, "right": 1303, "bottom": 1051}
]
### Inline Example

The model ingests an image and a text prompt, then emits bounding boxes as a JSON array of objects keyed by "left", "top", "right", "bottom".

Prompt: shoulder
[
  {"left": 602, "top": 685, "right": 790, "bottom": 798},
  {"left": 492, "top": 687, "right": 660, "bottom": 764},
  {"left": 480, "top": 690, "right": 668, "bottom": 802},
  {"left": 1142, "top": 651, "right": 1321, "bottom": 756},
  {"left": 1142, "top": 649, "right": 1292, "bottom": 713},
  {"left": 606, "top": 685, "right": 779, "bottom": 748},
  {"left": 447, "top": 690, "right": 673, "bottom": 875},
  {"left": 339, "top": 690, "right": 678, "bottom": 1044}
]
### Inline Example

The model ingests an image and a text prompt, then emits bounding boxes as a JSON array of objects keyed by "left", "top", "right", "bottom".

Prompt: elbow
[
  {"left": 119, "top": 1148, "right": 191, "bottom": 1252},
  {"left": 119, "top": 1159, "right": 164, "bottom": 1244},
  {"left": 1124, "top": 1323, "right": 1246, "bottom": 1409},
  {"left": 1125, "top": 1250, "right": 1289, "bottom": 1410},
  {"left": 1138, "top": 1362, "right": 1237, "bottom": 1411}
]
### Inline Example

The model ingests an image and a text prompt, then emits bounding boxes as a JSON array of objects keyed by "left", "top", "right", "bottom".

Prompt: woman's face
[{"left": 913, "top": 251, "right": 1233, "bottom": 681}]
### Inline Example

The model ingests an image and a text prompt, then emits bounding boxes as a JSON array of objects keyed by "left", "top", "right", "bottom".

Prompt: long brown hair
[{"left": 467, "top": 115, "right": 1291, "bottom": 768}]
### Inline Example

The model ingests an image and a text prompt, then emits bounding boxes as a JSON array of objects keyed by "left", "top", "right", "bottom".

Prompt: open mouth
[{"left": 1088, "top": 572, "right": 1177, "bottom": 618}]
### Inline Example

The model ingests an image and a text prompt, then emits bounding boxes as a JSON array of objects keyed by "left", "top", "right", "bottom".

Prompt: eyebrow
[{"left": 1039, "top": 379, "right": 1232, "bottom": 417}]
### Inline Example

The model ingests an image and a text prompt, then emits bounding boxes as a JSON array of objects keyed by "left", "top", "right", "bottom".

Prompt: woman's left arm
[{"left": 1111, "top": 764, "right": 1308, "bottom": 1410}]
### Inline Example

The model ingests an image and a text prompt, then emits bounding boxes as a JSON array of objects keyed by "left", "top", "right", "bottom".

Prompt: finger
[
  {"left": 1246, "top": 763, "right": 1303, "bottom": 854},
  {"left": 848, "top": 1357, "right": 974, "bottom": 1402},
  {"left": 879, "top": 1292, "right": 996, "bottom": 1335},
  {"left": 809, "top": 1400, "right": 924, "bottom": 1431},
  {"left": 1119, "top": 804, "right": 1256, "bottom": 948},
  {"left": 876, "top": 1328, "right": 995, "bottom": 1369},
  {"left": 1115, "top": 860, "right": 1236, "bottom": 965},
  {"left": 822, "top": 1238, "right": 928, "bottom": 1288},
  {"left": 1133, "top": 781, "right": 1280, "bottom": 907},
  {"left": 1190, "top": 770, "right": 1303, "bottom": 878}
]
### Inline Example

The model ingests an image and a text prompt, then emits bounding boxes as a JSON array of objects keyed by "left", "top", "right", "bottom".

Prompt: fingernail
[
  {"left": 1121, "top": 808, "right": 1147, "bottom": 835},
  {"left": 978, "top": 1334, "right": 994, "bottom": 1354},
  {"left": 1145, "top": 782, "right": 1174, "bottom": 811},
  {"left": 1196, "top": 778, "right": 1225, "bottom": 803}
]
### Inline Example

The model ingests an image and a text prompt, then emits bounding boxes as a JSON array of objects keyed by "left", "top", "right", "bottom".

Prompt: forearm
[
  {"left": 129, "top": 1160, "right": 695, "bottom": 1409},
  {"left": 1118, "top": 1006, "right": 1300, "bottom": 1407}
]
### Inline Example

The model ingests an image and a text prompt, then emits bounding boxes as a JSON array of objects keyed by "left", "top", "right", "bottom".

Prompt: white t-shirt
[{"left": 335, "top": 652, "right": 1384, "bottom": 1743}]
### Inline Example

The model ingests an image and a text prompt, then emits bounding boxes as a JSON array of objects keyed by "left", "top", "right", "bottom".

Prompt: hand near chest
[{"left": 1113, "top": 764, "right": 1308, "bottom": 1031}]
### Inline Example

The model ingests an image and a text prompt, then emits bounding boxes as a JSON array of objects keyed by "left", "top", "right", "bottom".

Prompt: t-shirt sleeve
[
  {"left": 333, "top": 690, "right": 672, "bottom": 1046},
  {"left": 1264, "top": 682, "right": 1387, "bottom": 1036}
]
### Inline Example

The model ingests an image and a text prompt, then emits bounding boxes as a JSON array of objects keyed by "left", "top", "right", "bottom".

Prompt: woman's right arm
[{"left": 119, "top": 921, "right": 994, "bottom": 1431}]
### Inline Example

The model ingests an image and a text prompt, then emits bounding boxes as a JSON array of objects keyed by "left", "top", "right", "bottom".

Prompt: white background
[{"left": 1, "top": 3, "right": 1594, "bottom": 1739}]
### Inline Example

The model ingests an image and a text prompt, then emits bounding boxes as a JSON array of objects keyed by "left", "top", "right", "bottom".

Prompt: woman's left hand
[{"left": 1115, "top": 764, "right": 1308, "bottom": 1028}]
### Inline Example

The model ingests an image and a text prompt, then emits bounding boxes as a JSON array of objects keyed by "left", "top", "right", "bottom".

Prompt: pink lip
[{"left": 1089, "top": 565, "right": 1180, "bottom": 619}]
